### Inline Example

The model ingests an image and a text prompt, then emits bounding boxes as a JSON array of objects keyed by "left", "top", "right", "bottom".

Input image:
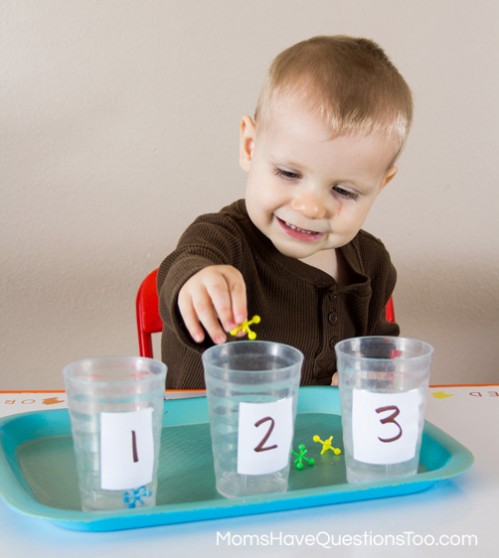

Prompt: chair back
[
  {"left": 136, "top": 268, "right": 163, "bottom": 358},
  {"left": 385, "top": 296, "right": 395, "bottom": 323}
]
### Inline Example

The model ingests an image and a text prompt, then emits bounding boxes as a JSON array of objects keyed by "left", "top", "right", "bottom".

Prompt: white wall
[{"left": 1, "top": 0, "right": 498, "bottom": 389}]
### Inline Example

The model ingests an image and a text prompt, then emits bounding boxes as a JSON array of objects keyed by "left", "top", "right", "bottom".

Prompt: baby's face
[{"left": 240, "top": 94, "right": 399, "bottom": 259}]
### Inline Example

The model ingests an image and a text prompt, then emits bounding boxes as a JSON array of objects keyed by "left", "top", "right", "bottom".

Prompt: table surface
[{"left": 0, "top": 385, "right": 497, "bottom": 557}]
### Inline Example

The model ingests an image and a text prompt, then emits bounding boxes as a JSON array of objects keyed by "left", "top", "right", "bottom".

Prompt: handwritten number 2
[
  {"left": 376, "top": 405, "right": 403, "bottom": 442},
  {"left": 253, "top": 416, "right": 278, "bottom": 452}
]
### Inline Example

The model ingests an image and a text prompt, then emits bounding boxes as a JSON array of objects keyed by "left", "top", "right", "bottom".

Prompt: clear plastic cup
[
  {"left": 335, "top": 337, "right": 433, "bottom": 483},
  {"left": 63, "top": 356, "right": 167, "bottom": 511},
  {"left": 202, "top": 341, "right": 303, "bottom": 498}
]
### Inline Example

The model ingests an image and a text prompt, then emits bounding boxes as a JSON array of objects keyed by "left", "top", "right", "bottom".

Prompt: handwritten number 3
[
  {"left": 376, "top": 405, "right": 403, "bottom": 442},
  {"left": 253, "top": 416, "right": 278, "bottom": 452}
]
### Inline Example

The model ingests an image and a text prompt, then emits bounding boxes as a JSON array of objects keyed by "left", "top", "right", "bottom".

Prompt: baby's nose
[{"left": 290, "top": 191, "right": 327, "bottom": 219}]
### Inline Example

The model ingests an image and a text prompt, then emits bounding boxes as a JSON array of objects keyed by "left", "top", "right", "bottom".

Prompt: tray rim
[{"left": 0, "top": 386, "right": 474, "bottom": 531}]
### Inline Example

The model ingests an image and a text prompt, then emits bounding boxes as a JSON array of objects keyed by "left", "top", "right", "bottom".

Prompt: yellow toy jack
[
  {"left": 229, "top": 315, "right": 261, "bottom": 340},
  {"left": 312, "top": 434, "right": 342, "bottom": 456}
]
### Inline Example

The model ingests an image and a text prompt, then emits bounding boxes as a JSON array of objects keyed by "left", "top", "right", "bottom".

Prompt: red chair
[
  {"left": 136, "top": 269, "right": 163, "bottom": 358},
  {"left": 135, "top": 268, "right": 396, "bottom": 358},
  {"left": 385, "top": 296, "right": 396, "bottom": 324}
]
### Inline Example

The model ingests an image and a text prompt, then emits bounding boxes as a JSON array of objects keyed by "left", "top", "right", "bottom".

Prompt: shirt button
[
  {"left": 329, "top": 338, "right": 336, "bottom": 348},
  {"left": 328, "top": 312, "right": 338, "bottom": 324}
]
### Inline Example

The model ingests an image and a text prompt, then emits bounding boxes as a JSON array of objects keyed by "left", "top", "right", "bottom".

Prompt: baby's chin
[{"left": 269, "top": 239, "right": 325, "bottom": 260}]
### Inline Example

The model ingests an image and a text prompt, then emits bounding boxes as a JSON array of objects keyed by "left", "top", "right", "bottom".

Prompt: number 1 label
[
  {"left": 352, "top": 388, "right": 422, "bottom": 465},
  {"left": 100, "top": 408, "right": 154, "bottom": 489},
  {"left": 237, "top": 397, "right": 293, "bottom": 475}
]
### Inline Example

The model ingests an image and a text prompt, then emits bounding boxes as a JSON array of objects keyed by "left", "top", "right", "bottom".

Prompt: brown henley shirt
[{"left": 158, "top": 199, "right": 399, "bottom": 389}]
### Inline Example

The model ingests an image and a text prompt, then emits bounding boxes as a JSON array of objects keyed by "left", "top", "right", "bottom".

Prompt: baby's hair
[{"left": 255, "top": 36, "right": 413, "bottom": 152}]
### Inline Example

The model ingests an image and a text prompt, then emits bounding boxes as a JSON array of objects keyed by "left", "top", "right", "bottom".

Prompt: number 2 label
[
  {"left": 237, "top": 398, "right": 293, "bottom": 475},
  {"left": 351, "top": 388, "right": 422, "bottom": 465}
]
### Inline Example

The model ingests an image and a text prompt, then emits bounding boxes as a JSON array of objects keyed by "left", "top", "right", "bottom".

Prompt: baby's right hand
[{"left": 177, "top": 265, "right": 247, "bottom": 345}]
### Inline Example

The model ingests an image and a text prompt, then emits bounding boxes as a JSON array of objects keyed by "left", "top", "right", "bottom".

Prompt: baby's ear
[
  {"left": 239, "top": 116, "right": 256, "bottom": 172},
  {"left": 381, "top": 164, "right": 398, "bottom": 189}
]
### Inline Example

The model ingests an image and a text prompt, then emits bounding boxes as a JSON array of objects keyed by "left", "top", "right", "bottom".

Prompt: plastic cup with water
[
  {"left": 202, "top": 341, "right": 303, "bottom": 499},
  {"left": 63, "top": 356, "right": 167, "bottom": 511},
  {"left": 335, "top": 336, "right": 433, "bottom": 483}
]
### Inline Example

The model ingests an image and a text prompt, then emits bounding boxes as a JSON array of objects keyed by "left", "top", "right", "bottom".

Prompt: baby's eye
[
  {"left": 274, "top": 168, "right": 302, "bottom": 180},
  {"left": 332, "top": 185, "right": 359, "bottom": 201}
]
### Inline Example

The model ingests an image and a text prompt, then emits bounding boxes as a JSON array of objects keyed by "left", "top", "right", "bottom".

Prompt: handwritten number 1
[
  {"left": 131, "top": 430, "right": 139, "bottom": 462},
  {"left": 253, "top": 416, "right": 278, "bottom": 452}
]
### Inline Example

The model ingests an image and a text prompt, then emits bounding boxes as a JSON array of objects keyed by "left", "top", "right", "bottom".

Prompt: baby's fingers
[
  {"left": 177, "top": 265, "right": 247, "bottom": 345},
  {"left": 226, "top": 271, "right": 247, "bottom": 327},
  {"left": 204, "top": 268, "right": 247, "bottom": 340},
  {"left": 177, "top": 291, "right": 209, "bottom": 344},
  {"left": 192, "top": 290, "right": 227, "bottom": 344},
  {"left": 178, "top": 282, "right": 230, "bottom": 344}
]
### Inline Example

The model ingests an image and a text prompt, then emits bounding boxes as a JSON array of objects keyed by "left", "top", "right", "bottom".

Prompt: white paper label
[
  {"left": 352, "top": 388, "right": 422, "bottom": 465},
  {"left": 237, "top": 397, "right": 293, "bottom": 475},
  {"left": 100, "top": 408, "right": 154, "bottom": 489}
]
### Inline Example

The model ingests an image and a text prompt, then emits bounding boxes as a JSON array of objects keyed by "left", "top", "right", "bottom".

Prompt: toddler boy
[{"left": 158, "top": 35, "right": 412, "bottom": 389}]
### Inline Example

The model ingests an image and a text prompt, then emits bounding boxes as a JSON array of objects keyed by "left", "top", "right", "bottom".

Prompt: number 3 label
[
  {"left": 352, "top": 388, "right": 422, "bottom": 465},
  {"left": 237, "top": 398, "right": 293, "bottom": 475}
]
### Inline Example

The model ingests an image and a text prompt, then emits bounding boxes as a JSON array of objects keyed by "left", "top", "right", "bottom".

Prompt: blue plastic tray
[{"left": 0, "top": 387, "right": 473, "bottom": 531}]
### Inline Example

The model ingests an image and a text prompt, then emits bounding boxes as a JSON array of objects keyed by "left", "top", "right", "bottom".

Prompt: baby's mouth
[{"left": 276, "top": 217, "right": 325, "bottom": 241}]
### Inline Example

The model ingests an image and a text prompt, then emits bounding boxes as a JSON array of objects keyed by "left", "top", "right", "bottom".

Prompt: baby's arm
[{"left": 178, "top": 264, "right": 247, "bottom": 345}]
